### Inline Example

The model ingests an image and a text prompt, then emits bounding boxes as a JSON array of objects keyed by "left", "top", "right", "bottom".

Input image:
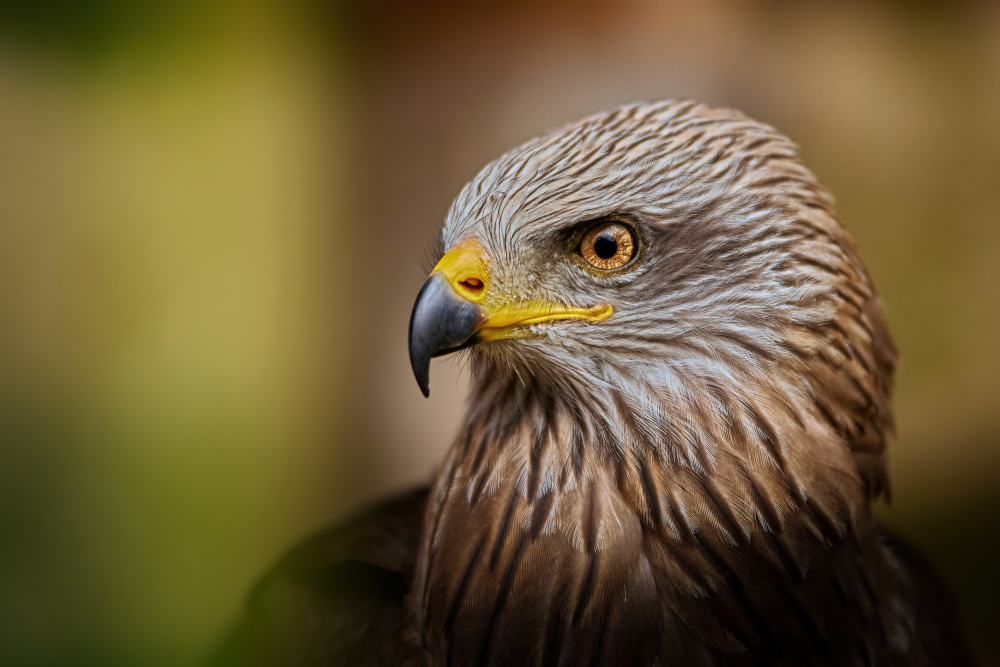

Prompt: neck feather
[{"left": 409, "top": 350, "right": 908, "bottom": 663}]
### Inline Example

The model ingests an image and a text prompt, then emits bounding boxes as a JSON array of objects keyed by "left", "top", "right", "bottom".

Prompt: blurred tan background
[{"left": 0, "top": 0, "right": 998, "bottom": 664}]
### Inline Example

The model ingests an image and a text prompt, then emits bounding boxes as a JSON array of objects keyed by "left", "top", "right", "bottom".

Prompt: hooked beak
[{"left": 408, "top": 240, "right": 612, "bottom": 397}]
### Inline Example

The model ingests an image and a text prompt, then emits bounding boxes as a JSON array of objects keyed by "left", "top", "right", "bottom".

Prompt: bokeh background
[{"left": 1, "top": 0, "right": 998, "bottom": 664}]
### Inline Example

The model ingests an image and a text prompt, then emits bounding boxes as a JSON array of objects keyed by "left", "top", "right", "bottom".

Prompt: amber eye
[{"left": 579, "top": 221, "right": 636, "bottom": 270}]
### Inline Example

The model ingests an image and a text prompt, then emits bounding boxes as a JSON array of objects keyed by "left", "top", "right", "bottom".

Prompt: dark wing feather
[
  {"left": 210, "top": 488, "right": 428, "bottom": 667},
  {"left": 878, "top": 527, "right": 976, "bottom": 666}
]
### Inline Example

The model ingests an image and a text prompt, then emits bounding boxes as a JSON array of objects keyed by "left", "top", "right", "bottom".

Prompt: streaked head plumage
[{"left": 414, "top": 99, "right": 895, "bottom": 496}]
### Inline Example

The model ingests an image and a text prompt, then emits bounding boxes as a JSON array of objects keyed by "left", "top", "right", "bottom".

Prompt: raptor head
[{"left": 409, "top": 100, "right": 896, "bottom": 498}]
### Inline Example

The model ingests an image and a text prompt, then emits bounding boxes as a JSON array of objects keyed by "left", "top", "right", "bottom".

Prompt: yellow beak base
[
  {"left": 409, "top": 239, "right": 613, "bottom": 396},
  {"left": 431, "top": 240, "right": 612, "bottom": 341}
]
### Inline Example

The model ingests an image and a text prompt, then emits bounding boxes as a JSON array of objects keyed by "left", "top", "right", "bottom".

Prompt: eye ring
[{"left": 578, "top": 220, "right": 637, "bottom": 271}]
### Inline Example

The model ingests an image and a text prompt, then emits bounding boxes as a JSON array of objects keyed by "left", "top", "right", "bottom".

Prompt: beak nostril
[{"left": 460, "top": 277, "right": 484, "bottom": 292}]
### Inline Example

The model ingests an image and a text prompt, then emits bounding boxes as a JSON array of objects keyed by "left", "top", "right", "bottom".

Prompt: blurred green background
[{"left": 0, "top": 0, "right": 997, "bottom": 664}]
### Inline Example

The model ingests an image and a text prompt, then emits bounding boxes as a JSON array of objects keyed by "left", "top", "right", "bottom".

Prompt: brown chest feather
[{"left": 413, "top": 445, "right": 917, "bottom": 667}]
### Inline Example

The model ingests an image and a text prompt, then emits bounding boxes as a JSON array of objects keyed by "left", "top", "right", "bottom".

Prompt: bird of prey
[{"left": 213, "top": 100, "right": 972, "bottom": 666}]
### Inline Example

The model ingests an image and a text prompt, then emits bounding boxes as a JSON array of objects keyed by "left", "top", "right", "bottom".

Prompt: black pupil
[{"left": 594, "top": 233, "right": 618, "bottom": 260}]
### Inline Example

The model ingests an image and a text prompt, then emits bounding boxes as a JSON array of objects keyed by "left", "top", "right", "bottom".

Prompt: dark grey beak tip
[
  {"left": 412, "top": 348, "right": 431, "bottom": 398},
  {"left": 408, "top": 274, "right": 482, "bottom": 398},
  {"left": 408, "top": 281, "right": 434, "bottom": 398}
]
